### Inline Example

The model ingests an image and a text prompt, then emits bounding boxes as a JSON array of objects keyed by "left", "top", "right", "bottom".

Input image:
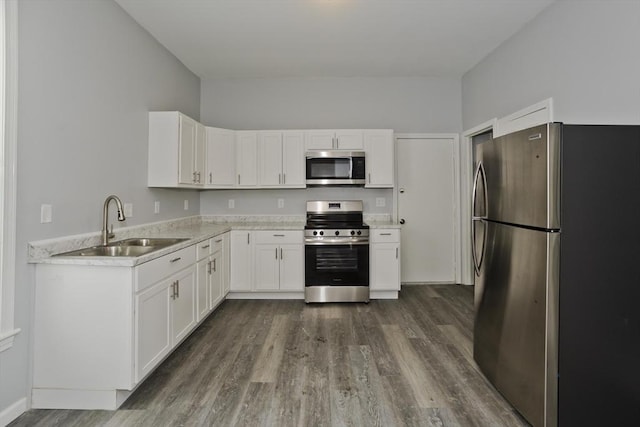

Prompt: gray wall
[
  {"left": 0, "top": 0, "right": 200, "bottom": 414},
  {"left": 200, "top": 76, "right": 461, "bottom": 214},
  {"left": 201, "top": 77, "right": 462, "bottom": 132},
  {"left": 462, "top": 0, "right": 640, "bottom": 129}
]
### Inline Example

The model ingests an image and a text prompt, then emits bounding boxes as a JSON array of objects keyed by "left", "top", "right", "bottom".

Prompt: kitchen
[{"left": 1, "top": 1, "right": 639, "bottom": 426}]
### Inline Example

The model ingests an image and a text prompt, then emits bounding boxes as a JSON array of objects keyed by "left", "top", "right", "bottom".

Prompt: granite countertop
[
  {"left": 28, "top": 214, "right": 395, "bottom": 267},
  {"left": 29, "top": 216, "right": 306, "bottom": 267}
]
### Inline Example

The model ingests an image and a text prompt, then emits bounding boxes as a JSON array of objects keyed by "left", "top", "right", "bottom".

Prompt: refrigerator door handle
[{"left": 471, "top": 162, "right": 488, "bottom": 275}]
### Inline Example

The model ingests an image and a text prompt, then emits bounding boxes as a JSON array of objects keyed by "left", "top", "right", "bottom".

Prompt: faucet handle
[{"left": 108, "top": 224, "right": 115, "bottom": 239}]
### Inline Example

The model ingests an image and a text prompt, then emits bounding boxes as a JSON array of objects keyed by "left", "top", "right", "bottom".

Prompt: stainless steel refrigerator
[{"left": 472, "top": 123, "right": 640, "bottom": 427}]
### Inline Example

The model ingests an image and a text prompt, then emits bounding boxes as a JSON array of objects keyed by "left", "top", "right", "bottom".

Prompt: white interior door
[{"left": 397, "top": 136, "right": 456, "bottom": 283}]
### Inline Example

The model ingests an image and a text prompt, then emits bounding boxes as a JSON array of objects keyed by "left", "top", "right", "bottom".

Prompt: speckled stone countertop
[{"left": 28, "top": 214, "right": 397, "bottom": 267}]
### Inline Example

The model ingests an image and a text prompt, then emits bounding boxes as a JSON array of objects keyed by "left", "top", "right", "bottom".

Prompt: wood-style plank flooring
[{"left": 11, "top": 285, "right": 529, "bottom": 427}]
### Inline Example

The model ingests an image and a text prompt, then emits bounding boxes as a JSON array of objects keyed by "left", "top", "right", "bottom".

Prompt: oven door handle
[{"left": 305, "top": 239, "right": 370, "bottom": 245}]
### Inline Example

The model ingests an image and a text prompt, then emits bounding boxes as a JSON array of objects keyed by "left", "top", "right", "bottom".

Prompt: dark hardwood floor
[{"left": 11, "top": 285, "right": 529, "bottom": 427}]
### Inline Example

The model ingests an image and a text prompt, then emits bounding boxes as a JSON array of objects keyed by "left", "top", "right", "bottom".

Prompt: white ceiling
[{"left": 115, "top": 0, "right": 555, "bottom": 79}]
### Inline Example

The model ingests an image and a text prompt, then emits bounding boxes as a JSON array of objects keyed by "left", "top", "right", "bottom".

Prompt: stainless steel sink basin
[
  {"left": 110, "top": 237, "right": 189, "bottom": 247},
  {"left": 52, "top": 237, "right": 189, "bottom": 257},
  {"left": 54, "top": 245, "right": 158, "bottom": 257}
]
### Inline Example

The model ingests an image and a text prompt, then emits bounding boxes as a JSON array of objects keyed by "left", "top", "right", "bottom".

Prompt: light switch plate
[
  {"left": 228, "top": 199, "right": 235, "bottom": 209},
  {"left": 40, "top": 204, "right": 52, "bottom": 223},
  {"left": 277, "top": 199, "right": 284, "bottom": 209},
  {"left": 376, "top": 197, "right": 386, "bottom": 207},
  {"left": 184, "top": 199, "right": 189, "bottom": 210},
  {"left": 154, "top": 201, "right": 160, "bottom": 214}
]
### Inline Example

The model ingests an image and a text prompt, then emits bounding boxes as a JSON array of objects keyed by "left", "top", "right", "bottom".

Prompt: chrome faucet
[{"left": 102, "top": 195, "right": 126, "bottom": 246}]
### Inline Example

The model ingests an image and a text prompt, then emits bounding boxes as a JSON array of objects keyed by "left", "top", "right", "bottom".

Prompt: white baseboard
[{"left": 0, "top": 397, "right": 27, "bottom": 427}]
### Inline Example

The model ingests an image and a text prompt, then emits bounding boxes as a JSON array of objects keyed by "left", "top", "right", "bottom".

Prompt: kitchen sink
[
  {"left": 53, "top": 237, "right": 189, "bottom": 257},
  {"left": 110, "top": 237, "right": 189, "bottom": 247}
]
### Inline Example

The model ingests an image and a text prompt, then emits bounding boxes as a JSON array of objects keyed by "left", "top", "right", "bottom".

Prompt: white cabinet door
[
  {"left": 209, "top": 253, "right": 223, "bottom": 308},
  {"left": 196, "top": 257, "right": 209, "bottom": 321},
  {"left": 136, "top": 280, "right": 171, "bottom": 382},
  {"left": 279, "top": 244, "right": 304, "bottom": 291},
  {"left": 222, "top": 233, "right": 231, "bottom": 295},
  {"left": 236, "top": 131, "right": 258, "bottom": 186},
  {"left": 230, "top": 231, "right": 253, "bottom": 291},
  {"left": 335, "top": 130, "right": 364, "bottom": 150},
  {"left": 258, "top": 131, "right": 283, "bottom": 186},
  {"left": 306, "top": 130, "right": 335, "bottom": 150},
  {"left": 254, "top": 244, "right": 280, "bottom": 291},
  {"left": 370, "top": 243, "right": 401, "bottom": 291},
  {"left": 282, "top": 131, "right": 305, "bottom": 187},
  {"left": 171, "top": 267, "right": 197, "bottom": 344},
  {"left": 178, "top": 114, "right": 197, "bottom": 185},
  {"left": 364, "top": 130, "right": 394, "bottom": 188},
  {"left": 195, "top": 123, "right": 206, "bottom": 184},
  {"left": 206, "top": 127, "right": 236, "bottom": 187}
]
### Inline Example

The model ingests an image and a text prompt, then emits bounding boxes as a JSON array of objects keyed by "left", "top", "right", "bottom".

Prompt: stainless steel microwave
[{"left": 306, "top": 151, "right": 366, "bottom": 186}]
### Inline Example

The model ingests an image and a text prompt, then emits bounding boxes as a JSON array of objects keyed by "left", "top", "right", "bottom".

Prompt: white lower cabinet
[
  {"left": 230, "top": 230, "right": 254, "bottom": 291},
  {"left": 370, "top": 229, "right": 401, "bottom": 297},
  {"left": 32, "top": 235, "right": 228, "bottom": 410},
  {"left": 230, "top": 230, "right": 304, "bottom": 294}
]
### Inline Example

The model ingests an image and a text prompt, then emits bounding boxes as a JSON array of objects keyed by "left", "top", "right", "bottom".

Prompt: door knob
[
  {"left": 399, "top": 188, "right": 405, "bottom": 193},
  {"left": 400, "top": 219, "right": 405, "bottom": 224}
]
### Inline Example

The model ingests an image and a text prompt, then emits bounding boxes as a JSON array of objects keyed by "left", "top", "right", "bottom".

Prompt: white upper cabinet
[
  {"left": 148, "top": 111, "right": 204, "bottom": 188},
  {"left": 258, "top": 131, "right": 283, "bottom": 186},
  {"left": 206, "top": 127, "right": 236, "bottom": 187},
  {"left": 306, "top": 130, "right": 364, "bottom": 150},
  {"left": 364, "top": 130, "right": 395, "bottom": 188},
  {"left": 236, "top": 131, "right": 258, "bottom": 187},
  {"left": 258, "top": 131, "right": 305, "bottom": 188}
]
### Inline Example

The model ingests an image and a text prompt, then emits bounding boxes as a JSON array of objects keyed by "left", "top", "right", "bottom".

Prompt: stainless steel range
[{"left": 304, "top": 200, "right": 370, "bottom": 303}]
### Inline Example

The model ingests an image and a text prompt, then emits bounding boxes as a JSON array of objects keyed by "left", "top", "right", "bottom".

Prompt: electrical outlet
[
  {"left": 124, "top": 203, "right": 133, "bottom": 217},
  {"left": 228, "top": 199, "right": 235, "bottom": 209},
  {"left": 277, "top": 198, "right": 284, "bottom": 209},
  {"left": 184, "top": 199, "right": 189, "bottom": 210},
  {"left": 40, "top": 204, "right": 52, "bottom": 223},
  {"left": 376, "top": 197, "right": 386, "bottom": 207},
  {"left": 154, "top": 201, "right": 160, "bottom": 214}
]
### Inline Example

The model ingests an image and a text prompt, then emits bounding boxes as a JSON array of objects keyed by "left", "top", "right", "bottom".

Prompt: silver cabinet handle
[
  {"left": 192, "top": 171, "right": 197, "bottom": 183},
  {"left": 209, "top": 172, "right": 212, "bottom": 184},
  {"left": 368, "top": 173, "right": 371, "bottom": 184},
  {"left": 380, "top": 233, "right": 392, "bottom": 236},
  {"left": 201, "top": 244, "right": 210, "bottom": 249},
  {"left": 207, "top": 260, "right": 211, "bottom": 274},
  {"left": 238, "top": 174, "right": 241, "bottom": 185},
  {"left": 275, "top": 248, "right": 278, "bottom": 259},
  {"left": 396, "top": 247, "right": 399, "bottom": 259},
  {"left": 197, "top": 171, "right": 201, "bottom": 183},
  {"left": 273, "top": 234, "right": 285, "bottom": 237},
  {"left": 279, "top": 173, "right": 282, "bottom": 184},
  {"left": 170, "top": 257, "right": 182, "bottom": 263},
  {"left": 215, "top": 239, "right": 223, "bottom": 243},
  {"left": 176, "top": 280, "right": 179, "bottom": 298},
  {"left": 280, "top": 248, "right": 283, "bottom": 259},
  {"left": 213, "top": 258, "right": 216, "bottom": 272},
  {"left": 247, "top": 233, "right": 250, "bottom": 244},
  {"left": 283, "top": 173, "right": 286, "bottom": 184}
]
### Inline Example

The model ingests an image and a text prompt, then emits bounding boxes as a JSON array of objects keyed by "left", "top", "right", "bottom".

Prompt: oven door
[{"left": 305, "top": 243, "right": 369, "bottom": 287}]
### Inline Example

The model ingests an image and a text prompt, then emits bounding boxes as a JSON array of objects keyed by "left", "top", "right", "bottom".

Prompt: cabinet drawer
[
  {"left": 135, "top": 245, "right": 196, "bottom": 292},
  {"left": 196, "top": 239, "right": 212, "bottom": 260},
  {"left": 253, "top": 230, "right": 302, "bottom": 245},
  {"left": 370, "top": 229, "right": 400, "bottom": 243},
  {"left": 210, "top": 235, "right": 224, "bottom": 253}
]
